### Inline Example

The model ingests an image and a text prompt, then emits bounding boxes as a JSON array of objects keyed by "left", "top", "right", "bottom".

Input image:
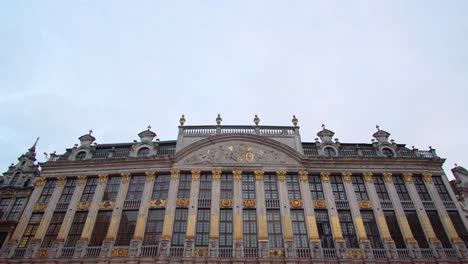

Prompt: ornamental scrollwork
[
  {"left": 99, "top": 174, "right": 108, "bottom": 184},
  {"left": 290, "top": 199, "right": 303, "bottom": 208},
  {"left": 359, "top": 200, "right": 372, "bottom": 209},
  {"left": 150, "top": 199, "right": 166, "bottom": 208},
  {"left": 320, "top": 172, "right": 330, "bottom": 182},
  {"left": 243, "top": 199, "right": 255, "bottom": 208},
  {"left": 276, "top": 170, "right": 287, "bottom": 181},
  {"left": 342, "top": 172, "right": 352, "bottom": 182},
  {"left": 145, "top": 171, "right": 155, "bottom": 182},
  {"left": 383, "top": 172, "right": 393, "bottom": 182},
  {"left": 121, "top": 172, "right": 131, "bottom": 183},
  {"left": 171, "top": 169, "right": 180, "bottom": 179},
  {"left": 176, "top": 198, "right": 190, "bottom": 207},
  {"left": 363, "top": 172, "right": 373, "bottom": 183},
  {"left": 77, "top": 201, "right": 91, "bottom": 210},
  {"left": 34, "top": 203, "right": 47, "bottom": 212},
  {"left": 254, "top": 170, "right": 264, "bottom": 180},
  {"left": 191, "top": 169, "right": 201, "bottom": 179},
  {"left": 57, "top": 176, "right": 67, "bottom": 186},
  {"left": 99, "top": 200, "right": 115, "bottom": 209},
  {"left": 233, "top": 170, "right": 242, "bottom": 180},
  {"left": 423, "top": 172, "right": 432, "bottom": 182},
  {"left": 314, "top": 200, "right": 327, "bottom": 209},
  {"left": 220, "top": 199, "right": 233, "bottom": 208},
  {"left": 212, "top": 170, "right": 222, "bottom": 179},
  {"left": 298, "top": 170, "right": 308, "bottom": 181},
  {"left": 403, "top": 173, "right": 413, "bottom": 183},
  {"left": 35, "top": 177, "right": 46, "bottom": 186}
]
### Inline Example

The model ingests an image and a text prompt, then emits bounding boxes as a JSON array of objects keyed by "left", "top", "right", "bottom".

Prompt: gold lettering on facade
[
  {"left": 341, "top": 172, "right": 352, "bottom": 182},
  {"left": 212, "top": 170, "right": 222, "bottom": 179},
  {"left": 254, "top": 170, "right": 264, "bottom": 180},
  {"left": 423, "top": 172, "right": 432, "bottom": 182},
  {"left": 403, "top": 173, "right": 413, "bottom": 183},
  {"left": 191, "top": 169, "right": 201, "bottom": 179},
  {"left": 298, "top": 170, "right": 308, "bottom": 181},
  {"left": 276, "top": 170, "right": 287, "bottom": 181},
  {"left": 363, "top": 172, "right": 373, "bottom": 183},
  {"left": 383, "top": 172, "right": 393, "bottom": 183},
  {"left": 320, "top": 172, "right": 330, "bottom": 182},
  {"left": 171, "top": 169, "right": 180, "bottom": 179},
  {"left": 233, "top": 170, "right": 242, "bottom": 180}
]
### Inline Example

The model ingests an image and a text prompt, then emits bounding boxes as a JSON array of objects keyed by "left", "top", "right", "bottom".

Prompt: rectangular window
[
  {"left": 59, "top": 178, "right": 77, "bottom": 203},
  {"left": 330, "top": 175, "right": 347, "bottom": 200},
  {"left": 383, "top": 211, "right": 405, "bottom": 248},
  {"left": 195, "top": 209, "right": 210, "bottom": 246},
  {"left": 6, "top": 197, "right": 25, "bottom": 221},
  {"left": 374, "top": 176, "right": 390, "bottom": 200},
  {"left": 287, "top": 175, "right": 302, "bottom": 199},
  {"left": 177, "top": 174, "right": 192, "bottom": 199},
  {"left": 219, "top": 209, "right": 233, "bottom": 247},
  {"left": 0, "top": 198, "right": 12, "bottom": 219},
  {"left": 243, "top": 209, "right": 257, "bottom": 248},
  {"left": 242, "top": 173, "right": 255, "bottom": 199},
  {"left": 152, "top": 174, "right": 170, "bottom": 199},
  {"left": 267, "top": 210, "right": 283, "bottom": 248},
  {"left": 414, "top": 176, "right": 431, "bottom": 201},
  {"left": 308, "top": 175, "right": 325, "bottom": 200},
  {"left": 115, "top": 210, "right": 138, "bottom": 246},
  {"left": 448, "top": 211, "right": 468, "bottom": 247},
  {"left": 352, "top": 176, "right": 369, "bottom": 200},
  {"left": 361, "top": 210, "right": 383, "bottom": 248},
  {"left": 144, "top": 209, "right": 165, "bottom": 245},
  {"left": 264, "top": 174, "right": 279, "bottom": 199},
  {"left": 199, "top": 173, "right": 212, "bottom": 199},
  {"left": 338, "top": 210, "right": 359, "bottom": 248},
  {"left": 81, "top": 177, "right": 98, "bottom": 202},
  {"left": 433, "top": 176, "right": 452, "bottom": 201},
  {"left": 126, "top": 176, "right": 145, "bottom": 200},
  {"left": 65, "top": 212, "right": 88, "bottom": 247},
  {"left": 315, "top": 210, "right": 334, "bottom": 248},
  {"left": 89, "top": 211, "right": 112, "bottom": 246},
  {"left": 427, "top": 211, "right": 451, "bottom": 248},
  {"left": 38, "top": 179, "right": 56, "bottom": 204},
  {"left": 220, "top": 173, "right": 233, "bottom": 199},
  {"left": 19, "top": 213, "right": 43, "bottom": 248},
  {"left": 172, "top": 208, "right": 188, "bottom": 246},
  {"left": 42, "top": 212, "right": 65, "bottom": 248},
  {"left": 291, "top": 210, "right": 308, "bottom": 248},
  {"left": 103, "top": 176, "right": 121, "bottom": 200},
  {"left": 405, "top": 211, "right": 429, "bottom": 248},
  {"left": 394, "top": 176, "right": 411, "bottom": 201}
]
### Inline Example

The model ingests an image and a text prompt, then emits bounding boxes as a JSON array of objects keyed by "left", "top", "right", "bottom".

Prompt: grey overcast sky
[{"left": 1, "top": 1, "right": 467, "bottom": 178}]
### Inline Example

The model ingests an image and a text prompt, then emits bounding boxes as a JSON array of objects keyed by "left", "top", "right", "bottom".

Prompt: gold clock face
[{"left": 229, "top": 145, "right": 255, "bottom": 163}]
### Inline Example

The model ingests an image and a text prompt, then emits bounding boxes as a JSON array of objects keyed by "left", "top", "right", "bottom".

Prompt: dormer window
[
  {"left": 11, "top": 172, "right": 21, "bottom": 185},
  {"left": 137, "top": 148, "right": 150, "bottom": 157},
  {"left": 382, "top": 148, "right": 394, "bottom": 157},
  {"left": 324, "top": 147, "right": 337, "bottom": 157},
  {"left": 76, "top": 151, "right": 87, "bottom": 161}
]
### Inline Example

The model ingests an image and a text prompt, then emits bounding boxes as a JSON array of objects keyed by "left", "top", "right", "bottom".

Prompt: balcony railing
[
  {"left": 372, "top": 249, "right": 387, "bottom": 259},
  {"left": 182, "top": 125, "right": 297, "bottom": 136},
  {"left": 420, "top": 248, "right": 435, "bottom": 258},
  {"left": 335, "top": 200, "right": 350, "bottom": 209},
  {"left": 198, "top": 199, "right": 211, "bottom": 208},
  {"left": 59, "top": 247, "right": 75, "bottom": 258},
  {"left": 380, "top": 200, "right": 393, "bottom": 209},
  {"left": 296, "top": 248, "right": 311, "bottom": 259},
  {"left": 13, "top": 248, "right": 26, "bottom": 258},
  {"left": 265, "top": 199, "right": 280, "bottom": 209},
  {"left": 422, "top": 201, "right": 436, "bottom": 210},
  {"left": 443, "top": 201, "right": 457, "bottom": 210},
  {"left": 444, "top": 248, "right": 458, "bottom": 258},
  {"left": 170, "top": 247, "right": 184, "bottom": 257},
  {"left": 123, "top": 200, "right": 141, "bottom": 210},
  {"left": 55, "top": 202, "right": 69, "bottom": 211},
  {"left": 396, "top": 249, "right": 411, "bottom": 259},
  {"left": 244, "top": 248, "right": 258, "bottom": 258},
  {"left": 141, "top": 245, "right": 158, "bottom": 257},
  {"left": 85, "top": 246, "right": 102, "bottom": 258},
  {"left": 401, "top": 200, "right": 415, "bottom": 210},
  {"left": 219, "top": 248, "right": 232, "bottom": 258},
  {"left": 323, "top": 248, "right": 337, "bottom": 259}
]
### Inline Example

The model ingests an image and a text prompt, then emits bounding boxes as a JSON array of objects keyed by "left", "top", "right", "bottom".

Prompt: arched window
[
  {"left": 323, "top": 147, "right": 336, "bottom": 157},
  {"left": 75, "top": 151, "right": 87, "bottom": 161},
  {"left": 382, "top": 148, "right": 394, "bottom": 157},
  {"left": 11, "top": 172, "right": 21, "bottom": 185},
  {"left": 137, "top": 148, "right": 150, "bottom": 157}
]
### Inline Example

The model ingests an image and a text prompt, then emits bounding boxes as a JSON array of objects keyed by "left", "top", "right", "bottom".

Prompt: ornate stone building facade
[{"left": 1, "top": 118, "right": 468, "bottom": 263}]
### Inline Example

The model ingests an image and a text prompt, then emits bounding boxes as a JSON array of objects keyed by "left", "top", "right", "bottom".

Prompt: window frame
[
  {"left": 330, "top": 175, "right": 347, "bottom": 201},
  {"left": 264, "top": 174, "right": 279, "bottom": 200},
  {"left": 152, "top": 174, "right": 170, "bottom": 199},
  {"left": 103, "top": 176, "right": 121, "bottom": 201},
  {"left": 267, "top": 209, "right": 283, "bottom": 248},
  {"left": 308, "top": 175, "right": 325, "bottom": 200},
  {"left": 177, "top": 174, "right": 192, "bottom": 199},
  {"left": 351, "top": 175, "right": 369, "bottom": 201},
  {"left": 242, "top": 173, "right": 255, "bottom": 199},
  {"left": 126, "top": 176, "right": 146, "bottom": 201},
  {"left": 286, "top": 175, "right": 302, "bottom": 200}
]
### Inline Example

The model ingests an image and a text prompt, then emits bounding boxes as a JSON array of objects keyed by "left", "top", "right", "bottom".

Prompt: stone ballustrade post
[
  {"left": 383, "top": 172, "right": 421, "bottom": 258},
  {"left": 159, "top": 169, "right": 180, "bottom": 257},
  {"left": 100, "top": 172, "right": 131, "bottom": 257},
  {"left": 50, "top": 175, "right": 89, "bottom": 258},
  {"left": 232, "top": 170, "right": 244, "bottom": 258},
  {"left": 208, "top": 169, "right": 221, "bottom": 258},
  {"left": 183, "top": 169, "right": 201, "bottom": 257},
  {"left": 276, "top": 170, "right": 296, "bottom": 258},
  {"left": 320, "top": 172, "right": 346, "bottom": 257},
  {"left": 254, "top": 170, "right": 269, "bottom": 258},
  {"left": 362, "top": 172, "right": 397, "bottom": 258},
  {"left": 1, "top": 177, "right": 46, "bottom": 258},
  {"left": 298, "top": 170, "right": 322, "bottom": 258},
  {"left": 129, "top": 171, "right": 156, "bottom": 257}
]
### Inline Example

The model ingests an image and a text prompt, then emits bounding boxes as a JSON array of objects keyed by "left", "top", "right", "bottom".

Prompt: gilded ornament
[
  {"left": 121, "top": 172, "right": 131, "bottom": 183},
  {"left": 277, "top": 170, "right": 287, "bottom": 181},
  {"left": 99, "top": 200, "right": 115, "bottom": 209},
  {"left": 35, "top": 177, "right": 46, "bottom": 186},
  {"left": 314, "top": 200, "right": 327, "bottom": 209},
  {"left": 298, "top": 170, "right": 308, "bottom": 181},
  {"left": 358, "top": 200, "right": 372, "bottom": 209},
  {"left": 320, "top": 172, "right": 330, "bottom": 182},
  {"left": 145, "top": 171, "right": 156, "bottom": 182},
  {"left": 216, "top": 114, "right": 222, "bottom": 125},
  {"left": 191, "top": 169, "right": 201, "bottom": 179},
  {"left": 254, "top": 170, "right": 264, "bottom": 180},
  {"left": 363, "top": 172, "right": 373, "bottom": 183},
  {"left": 57, "top": 176, "right": 67, "bottom": 186},
  {"left": 77, "top": 201, "right": 91, "bottom": 210},
  {"left": 112, "top": 247, "right": 129, "bottom": 257},
  {"left": 290, "top": 199, "right": 303, "bottom": 208},
  {"left": 243, "top": 199, "right": 255, "bottom": 208},
  {"left": 347, "top": 249, "right": 363, "bottom": 259},
  {"left": 34, "top": 203, "right": 47, "bottom": 212},
  {"left": 403, "top": 173, "right": 413, "bottom": 183},
  {"left": 292, "top": 115, "right": 298, "bottom": 127},
  {"left": 194, "top": 248, "right": 208, "bottom": 257},
  {"left": 150, "top": 199, "right": 166, "bottom": 208},
  {"left": 253, "top": 114, "right": 260, "bottom": 126},
  {"left": 171, "top": 169, "right": 180, "bottom": 179},
  {"left": 98, "top": 174, "right": 108, "bottom": 184},
  {"left": 176, "top": 198, "right": 190, "bottom": 207},
  {"left": 37, "top": 249, "right": 48, "bottom": 258},
  {"left": 212, "top": 170, "right": 222, "bottom": 179},
  {"left": 179, "top": 114, "right": 186, "bottom": 126},
  {"left": 233, "top": 170, "right": 242, "bottom": 180},
  {"left": 220, "top": 199, "right": 233, "bottom": 208},
  {"left": 77, "top": 175, "right": 87, "bottom": 185},
  {"left": 423, "top": 172, "right": 432, "bottom": 182},
  {"left": 341, "top": 172, "right": 352, "bottom": 182},
  {"left": 270, "top": 249, "right": 284, "bottom": 257},
  {"left": 383, "top": 172, "right": 393, "bottom": 183}
]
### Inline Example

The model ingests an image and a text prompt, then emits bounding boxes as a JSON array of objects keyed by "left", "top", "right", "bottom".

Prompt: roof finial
[
  {"left": 179, "top": 114, "right": 186, "bottom": 126},
  {"left": 455, "top": 163, "right": 458, "bottom": 167},
  {"left": 321, "top": 123, "right": 326, "bottom": 130},
  {"left": 147, "top": 125, "right": 151, "bottom": 131},
  {"left": 29, "top": 137, "right": 39, "bottom": 152},
  {"left": 376, "top": 125, "right": 380, "bottom": 131},
  {"left": 89, "top": 129, "right": 93, "bottom": 135}
]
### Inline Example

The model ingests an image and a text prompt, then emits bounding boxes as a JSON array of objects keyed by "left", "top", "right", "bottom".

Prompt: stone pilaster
[
  {"left": 320, "top": 172, "right": 346, "bottom": 258},
  {"left": 183, "top": 169, "right": 200, "bottom": 257},
  {"left": 298, "top": 170, "right": 322, "bottom": 258},
  {"left": 276, "top": 170, "right": 295, "bottom": 258},
  {"left": 0, "top": 177, "right": 45, "bottom": 258},
  {"left": 129, "top": 171, "right": 155, "bottom": 257},
  {"left": 50, "top": 175, "right": 89, "bottom": 258},
  {"left": 384, "top": 173, "right": 421, "bottom": 258},
  {"left": 159, "top": 169, "right": 180, "bottom": 257},
  {"left": 100, "top": 172, "right": 131, "bottom": 257},
  {"left": 254, "top": 170, "right": 269, "bottom": 258},
  {"left": 208, "top": 170, "right": 221, "bottom": 258},
  {"left": 232, "top": 170, "right": 244, "bottom": 258}
]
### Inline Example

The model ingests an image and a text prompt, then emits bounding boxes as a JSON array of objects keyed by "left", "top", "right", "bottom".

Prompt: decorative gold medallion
[
  {"left": 320, "top": 172, "right": 330, "bottom": 182},
  {"left": 77, "top": 201, "right": 91, "bottom": 210},
  {"left": 277, "top": 170, "right": 287, "bottom": 181},
  {"left": 150, "top": 199, "right": 166, "bottom": 208},
  {"left": 194, "top": 248, "right": 208, "bottom": 257},
  {"left": 34, "top": 203, "right": 47, "bottom": 212},
  {"left": 243, "top": 199, "right": 255, "bottom": 208},
  {"left": 98, "top": 174, "right": 108, "bottom": 184},
  {"left": 359, "top": 200, "right": 372, "bottom": 209},
  {"left": 37, "top": 249, "right": 48, "bottom": 258},
  {"left": 99, "top": 200, "right": 115, "bottom": 209},
  {"left": 341, "top": 172, "right": 352, "bottom": 182},
  {"left": 191, "top": 169, "right": 201, "bottom": 179},
  {"left": 176, "top": 198, "right": 190, "bottom": 207},
  {"left": 298, "top": 170, "right": 308, "bottom": 181},
  {"left": 347, "top": 249, "right": 363, "bottom": 259},
  {"left": 290, "top": 199, "right": 303, "bottom": 208},
  {"left": 112, "top": 247, "right": 129, "bottom": 257},
  {"left": 254, "top": 170, "right": 264, "bottom": 180},
  {"left": 220, "top": 199, "right": 233, "bottom": 208},
  {"left": 233, "top": 170, "right": 242, "bottom": 180},
  {"left": 423, "top": 172, "right": 432, "bottom": 182},
  {"left": 383, "top": 172, "right": 393, "bottom": 182},
  {"left": 269, "top": 249, "right": 284, "bottom": 257},
  {"left": 212, "top": 170, "right": 222, "bottom": 179},
  {"left": 403, "top": 173, "right": 413, "bottom": 183},
  {"left": 314, "top": 200, "right": 327, "bottom": 209},
  {"left": 363, "top": 172, "right": 373, "bottom": 183}
]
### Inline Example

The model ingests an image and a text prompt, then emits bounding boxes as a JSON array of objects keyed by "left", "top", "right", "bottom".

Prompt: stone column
[
  {"left": 424, "top": 173, "right": 468, "bottom": 258},
  {"left": 183, "top": 169, "right": 201, "bottom": 257},
  {"left": 298, "top": 170, "right": 322, "bottom": 258},
  {"left": 208, "top": 170, "right": 221, "bottom": 258},
  {"left": 404, "top": 172, "right": 443, "bottom": 258},
  {"left": 26, "top": 176, "right": 66, "bottom": 258},
  {"left": 276, "top": 170, "right": 295, "bottom": 258},
  {"left": 232, "top": 170, "right": 244, "bottom": 258},
  {"left": 159, "top": 169, "right": 180, "bottom": 257},
  {"left": 100, "top": 172, "right": 131, "bottom": 257},
  {"left": 254, "top": 170, "right": 269, "bottom": 258},
  {"left": 129, "top": 171, "right": 155, "bottom": 257},
  {"left": 363, "top": 172, "right": 397, "bottom": 258},
  {"left": 0, "top": 177, "right": 46, "bottom": 258},
  {"left": 320, "top": 172, "right": 346, "bottom": 258},
  {"left": 384, "top": 173, "right": 421, "bottom": 258},
  {"left": 49, "top": 175, "right": 89, "bottom": 258}
]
